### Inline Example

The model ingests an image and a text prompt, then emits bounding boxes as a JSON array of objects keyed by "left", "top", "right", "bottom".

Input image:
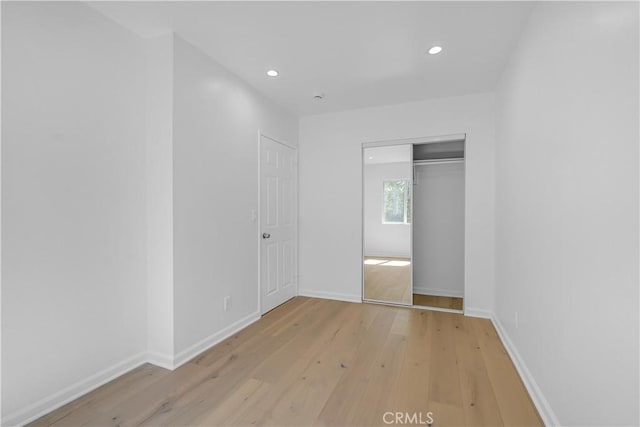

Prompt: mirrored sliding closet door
[{"left": 362, "top": 144, "right": 413, "bottom": 305}]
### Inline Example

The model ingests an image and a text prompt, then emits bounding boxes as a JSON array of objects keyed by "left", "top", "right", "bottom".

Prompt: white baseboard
[
  {"left": 491, "top": 315, "right": 560, "bottom": 426},
  {"left": 413, "top": 286, "right": 463, "bottom": 298},
  {"left": 412, "top": 304, "right": 462, "bottom": 314},
  {"left": 463, "top": 307, "right": 493, "bottom": 319},
  {"left": 2, "top": 351, "right": 148, "bottom": 427},
  {"left": 5, "top": 305, "right": 558, "bottom": 427},
  {"left": 4, "top": 311, "right": 261, "bottom": 426},
  {"left": 298, "top": 288, "right": 362, "bottom": 303},
  {"left": 146, "top": 351, "right": 174, "bottom": 371},
  {"left": 172, "top": 310, "right": 261, "bottom": 369}
]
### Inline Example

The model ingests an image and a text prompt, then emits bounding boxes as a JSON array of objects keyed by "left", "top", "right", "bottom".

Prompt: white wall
[
  {"left": 1, "top": 2, "right": 147, "bottom": 423},
  {"left": 172, "top": 35, "right": 298, "bottom": 357},
  {"left": 145, "top": 33, "right": 174, "bottom": 367},
  {"left": 1, "top": 5, "right": 298, "bottom": 420},
  {"left": 0, "top": 2, "right": 3, "bottom": 423},
  {"left": 363, "top": 162, "right": 412, "bottom": 258},
  {"left": 298, "top": 93, "right": 495, "bottom": 312},
  {"left": 494, "top": 2, "right": 639, "bottom": 425},
  {"left": 413, "top": 162, "right": 465, "bottom": 298}
]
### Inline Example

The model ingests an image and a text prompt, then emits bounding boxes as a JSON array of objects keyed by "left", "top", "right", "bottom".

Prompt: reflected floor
[
  {"left": 364, "top": 257, "right": 464, "bottom": 311},
  {"left": 363, "top": 256, "right": 412, "bottom": 305},
  {"left": 413, "top": 293, "right": 463, "bottom": 310}
]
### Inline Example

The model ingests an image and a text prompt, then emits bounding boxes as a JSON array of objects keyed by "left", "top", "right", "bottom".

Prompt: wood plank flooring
[
  {"left": 30, "top": 297, "right": 542, "bottom": 426},
  {"left": 413, "top": 294, "right": 464, "bottom": 311}
]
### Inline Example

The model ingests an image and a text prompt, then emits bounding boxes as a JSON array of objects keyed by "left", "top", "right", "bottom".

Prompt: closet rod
[{"left": 413, "top": 158, "right": 464, "bottom": 165}]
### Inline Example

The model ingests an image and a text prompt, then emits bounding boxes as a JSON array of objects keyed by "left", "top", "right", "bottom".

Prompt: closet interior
[{"left": 362, "top": 135, "right": 465, "bottom": 312}]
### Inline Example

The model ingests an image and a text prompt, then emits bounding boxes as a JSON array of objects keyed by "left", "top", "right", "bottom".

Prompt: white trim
[
  {"left": 413, "top": 158, "right": 464, "bottom": 166},
  {"left": 5, "top": 309, "right": 262, "bottom": 426},
  {"left": 413, "top": 286, "right": 464, "bottom": 298},
  {"left": 361, "top": 144, "right": 365, "bottom": 303},
  {"left": 364, "top": 298, "right": 462, "bottom": 314},
  {"left": 6, "top": 305, "right": 558, "bottom": 427},
  {"left": 465, "top": 309, "right": 559, "bottom": 425},
  {"left": 363, "top": 298, "right": 412, "bottom": 308},
  {"left": 409, "top": 143, "right": 414, "bottom": 300},
  {"left": 411, "top": 304, "right": 463, "bottom": 314},
  {"left": 362, "top": 133, "right": 466, "bottom": 148},
  {"left": 298, "top": 289, "right": 362, "bottom": 303},
  {"left": 2, "top": 351, "right": 148, "bottom": 427},
  {"left": 172, "top": 310, "right": 261, "bottom": 369},
  {"left": 146, "top": 351, "right": 174, "bottom": 371},
  {"left": 464, "top": 307, "right": 493, "bottom": 319},
  {"left": 257, "top": 130, "right": 262, "bottom": 316},
  {"left": 491, "top": 315, "right": 560, "bottom": 427},
  {"left": 260, "top": 131, "right": 296, "bottom": 150}
]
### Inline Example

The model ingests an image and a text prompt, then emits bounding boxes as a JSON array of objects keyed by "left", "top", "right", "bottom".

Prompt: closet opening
[
  {"left": 361, "top": 134, "right": 465, "bottom": 313},
  {"left": 412, "top": 139, "right": 465, "bottom": 312}
]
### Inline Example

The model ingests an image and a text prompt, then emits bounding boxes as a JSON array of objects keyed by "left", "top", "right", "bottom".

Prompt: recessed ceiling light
[
  {"left": 368, "top": 156, "right": 374, "bottom": 160},
  {"left": 428, "top": 46, "right": 443, "bottom": 55},
  {"left": 267, "top": 69, "right": 279, "bottom": 77}
]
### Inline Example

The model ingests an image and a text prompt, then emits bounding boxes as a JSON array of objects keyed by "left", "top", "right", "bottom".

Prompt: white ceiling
[{"left": 89, "top": 1, "right": 534, "bottom": 117}]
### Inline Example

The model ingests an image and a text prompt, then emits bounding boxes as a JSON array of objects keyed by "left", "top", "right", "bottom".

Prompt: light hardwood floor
[{"left": 30, "top": 297, "right": 542, "bottom": 426}]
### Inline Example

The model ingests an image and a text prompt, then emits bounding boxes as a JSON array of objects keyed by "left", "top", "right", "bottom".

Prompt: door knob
[{"left": 262, "top": 232, "right": 271, "bottom": 239}]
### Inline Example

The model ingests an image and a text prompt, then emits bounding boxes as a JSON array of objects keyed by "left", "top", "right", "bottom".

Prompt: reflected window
[{"left": 382, "top": 180, "right": 411, "bottom": 224}]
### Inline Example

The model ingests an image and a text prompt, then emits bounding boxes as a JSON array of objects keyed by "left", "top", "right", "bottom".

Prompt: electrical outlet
[
  {"left": 515, "top": 311, "right": 519, "bottom": 329},
  {"left": 224, "top": 296, "right": 231, "bottom": 311}
]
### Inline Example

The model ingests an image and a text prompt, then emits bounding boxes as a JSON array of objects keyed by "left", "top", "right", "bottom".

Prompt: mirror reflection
[{"left": 363, "top": 144, "right": 413, "bottom": 305}]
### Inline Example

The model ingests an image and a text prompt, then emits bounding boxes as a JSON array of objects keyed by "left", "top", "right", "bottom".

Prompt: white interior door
[{"left": 260, "top": 134, "right": 297, "bottom": 314}]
